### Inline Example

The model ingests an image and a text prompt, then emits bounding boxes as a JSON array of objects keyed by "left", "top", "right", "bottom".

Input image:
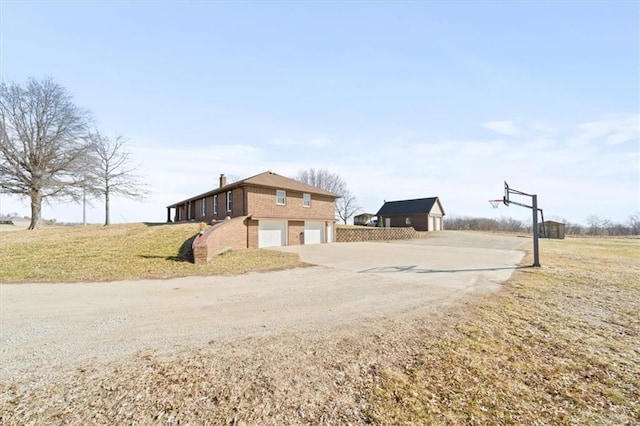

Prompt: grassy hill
[{"left": 0, "top": 222, "right": 303, "bottom": 282}]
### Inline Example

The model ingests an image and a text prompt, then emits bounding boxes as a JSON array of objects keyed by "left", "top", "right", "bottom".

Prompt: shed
[
  {"left": 540, "top": 221, "right": 565, "bottom": 239},
  {"left": 375, "top": 197, "right": 445, "bottom": 231}
]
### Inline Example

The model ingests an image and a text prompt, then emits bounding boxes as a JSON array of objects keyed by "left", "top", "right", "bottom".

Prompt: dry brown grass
[
  {"left": 0, "top": 222, "right": 304, "bottom": 282},
  {"left": 1, "top": 237, "right": 638, "bottom": 424},
  {"left": 369, "top": 237, "right": 640, "bottom": 424}
]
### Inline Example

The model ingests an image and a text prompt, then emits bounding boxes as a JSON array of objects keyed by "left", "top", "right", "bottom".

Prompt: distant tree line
[{"left": 445, "top": 213, "right": 640, "bottom": 236}]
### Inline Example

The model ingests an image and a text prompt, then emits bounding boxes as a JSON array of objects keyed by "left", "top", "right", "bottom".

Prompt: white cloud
[
  {"left": 568, "top": 114, "right": 640, "bottom": 147},
  {"left": 269, "top": 137, "right": 333, "bottom": 147},
  {"left": 482, "top": 120, "right": 521, "bottom": 136}
]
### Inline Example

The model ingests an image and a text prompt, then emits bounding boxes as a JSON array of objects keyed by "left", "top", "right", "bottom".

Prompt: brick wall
[
  {"left": 192, "top": 216, "right": 250, "bottom": 264},
  {"left": 336, "top": 226, "right": 418, "bottom": 242},
  {"left": 247, "top": 218, "right": 259, "bottom": 248},
  {"left": 172, "top": 184, "right": 335, "bottom": 223},
  {"left": 246, "top": 187, "right": 335, "bottom": 219},
  {"left": 288, "top": 220, "right": 304, "bottom": 246}
]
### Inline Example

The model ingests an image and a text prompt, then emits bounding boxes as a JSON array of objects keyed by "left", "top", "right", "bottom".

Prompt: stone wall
[{"left": 336, "top": 226, "right": 418, "bottom": 243}]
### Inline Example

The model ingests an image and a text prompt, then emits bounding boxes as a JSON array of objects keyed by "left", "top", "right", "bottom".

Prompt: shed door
[
  {"left": 304, "top": 221, "right": 324, "bottom": 244},
  {"left": 258, "top": 220, "right": 287, "bottom": 248}
]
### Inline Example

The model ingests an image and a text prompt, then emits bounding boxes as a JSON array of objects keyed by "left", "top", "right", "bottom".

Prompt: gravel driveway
[{"left": 0, "top": 231, "right": 527, "bottom": 383}]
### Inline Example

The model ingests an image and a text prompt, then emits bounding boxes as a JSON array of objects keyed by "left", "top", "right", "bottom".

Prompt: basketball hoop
[{"left": 488, "top": 199, "right": 503, "bottom": 209}]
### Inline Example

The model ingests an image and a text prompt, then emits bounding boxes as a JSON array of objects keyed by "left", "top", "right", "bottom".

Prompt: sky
[{"left": 0, "top": 1, "right": 638, "bottom": 225}]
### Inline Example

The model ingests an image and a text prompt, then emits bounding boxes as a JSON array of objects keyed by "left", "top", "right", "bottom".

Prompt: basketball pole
[
  {"left": 532, "top": 194, "right": 540, "bottom": 267},
  {"left": 494, "top": 181, "right": 542, "bottom": 267}
]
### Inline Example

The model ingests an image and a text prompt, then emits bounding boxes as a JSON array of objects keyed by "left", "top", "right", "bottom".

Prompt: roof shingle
[{"left": 376, "top": 197, "right": 442, "bottom": 216}]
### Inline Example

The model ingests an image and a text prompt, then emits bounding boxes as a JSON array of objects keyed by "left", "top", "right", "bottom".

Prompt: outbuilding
[
  {"left": 540, "top": 220, "right": 565, "bottom": 239},
  {"left": 375, "top": 197, "right": 445, "bottom": 231}
]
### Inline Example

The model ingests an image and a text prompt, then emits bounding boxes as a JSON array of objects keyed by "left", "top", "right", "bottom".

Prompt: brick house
[
  {"left": 166, "top": 171, "right": 339, "bottom": 261},
  {"left": 375, "top": 197, "right": 445, "bottom": 231}
]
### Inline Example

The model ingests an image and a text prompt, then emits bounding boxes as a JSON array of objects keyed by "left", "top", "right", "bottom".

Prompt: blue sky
[{"left": 1, "top": 1, "right": 638, "bottom": 225}]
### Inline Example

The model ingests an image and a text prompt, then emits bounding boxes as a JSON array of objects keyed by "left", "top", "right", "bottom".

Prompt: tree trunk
[
  {"left": 82, "top": 187, "right": 87, "bottom": 226},
  {"left": 104, "top": 187, "right": 110, "bottom": 226},
  {"left": 28, "top": 191, "right": 42, "bottom": 230}
]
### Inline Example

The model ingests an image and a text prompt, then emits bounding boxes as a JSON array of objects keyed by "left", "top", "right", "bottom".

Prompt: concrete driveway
[
  {"left": 273, "top": 231, "right": 528, "bottom": 285},
  {"left": 1, "top": 231, "right": 528, "bottom": 382}
]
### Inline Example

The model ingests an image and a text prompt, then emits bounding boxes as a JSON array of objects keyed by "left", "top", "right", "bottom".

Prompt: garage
[
  {"left": 258, "top": 220, "right": 287, "bottom": 248},
  {"left": 304, "top": 221, "right": 324, "bottom": 245}
]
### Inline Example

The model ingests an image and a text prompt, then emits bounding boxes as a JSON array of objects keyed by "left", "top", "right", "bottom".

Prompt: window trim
[
  {"left": 276, "top": 189, "right": 286, "bottom": 206},
  {"left": 201, "top": 198, "right": 206, "bottom": 216},
  {"left": 226, "top": 190, "right": 233, "bottom": 213},
  {"left": 405, "top": 217, "right": 412, "bottom": 225},
  {"left": 213, "top": 194, "right": 218, "bottom": 215},
  {"left": 303, "top": 193, "right": 311, "bottom": 208}
]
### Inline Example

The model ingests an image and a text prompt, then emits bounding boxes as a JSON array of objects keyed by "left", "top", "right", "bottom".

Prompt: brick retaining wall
[
  {"left": 192, "top": 216, "right": 249, "bottom": 264},
  {"left": 336, "top": 226, "right": 418, "bottom": 242}
]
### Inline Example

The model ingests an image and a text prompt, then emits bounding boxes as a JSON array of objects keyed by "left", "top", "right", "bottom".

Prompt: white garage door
[
  {"left": 304, "top": 221, "right": 324, "bottom": 245},
  {"left": 258, "top": 220, "right": 287, "bottom": 248}
]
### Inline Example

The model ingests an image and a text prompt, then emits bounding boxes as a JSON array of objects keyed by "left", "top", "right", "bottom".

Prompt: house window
[
  {"left": 405, "top": 217, "right": 411, "bottom": 225},
  {"left": 201, "top": 198, "right": 206, "bottom": 216},
  {"left": 226, "top": 191, "right": 233, "bottom": 213},
  {"left": 213, "top": 195, "right": 218, "bottom": 215},
  {"left": 276, "top": 190, "right": 286, "bottom": 205},
  {"left": 303, "top": 193, "right": 311, "bottom": 208}
]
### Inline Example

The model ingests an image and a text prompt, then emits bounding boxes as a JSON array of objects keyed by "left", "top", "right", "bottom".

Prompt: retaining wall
[
  {"left": 192, "top": 216, "right": 249, "bottom": 264},
  {"left": 336, "top": 226, "right": 418, "bottom": 242}
]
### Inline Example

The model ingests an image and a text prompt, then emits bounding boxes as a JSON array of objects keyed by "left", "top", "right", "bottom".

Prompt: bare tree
[
  {"left": 294, "top": 168, "right": 347, "bottom": 195},
  {"left": 0, "top": 78, "right": 92, "bottom": 229},
  {"left": 627, "top": 212, "right": 640, "bottom": 235},
  {"left": 336, "top": 189, "right": 361, "bottom": 224},
  {"left": 87, "top": 132, "right": 148, "bottom": 225},
  {"left": 294, "top": 168, "right": 361, "bottom": 224},
  {"left": 585, "top": 215, "right": 605, "bottom": 236}
]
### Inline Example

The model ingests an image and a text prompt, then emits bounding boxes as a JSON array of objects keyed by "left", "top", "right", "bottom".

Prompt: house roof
[
  {"left": 167, "top": 171, "right": 340, "bottom": 207},
  {"left": 375, "top": 197, "right": 444, "bottom": 216}
]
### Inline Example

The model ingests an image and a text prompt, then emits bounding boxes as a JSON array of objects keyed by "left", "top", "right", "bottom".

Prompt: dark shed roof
[{"left": 375, "top": 197, "right": 443, "bottom": 216}]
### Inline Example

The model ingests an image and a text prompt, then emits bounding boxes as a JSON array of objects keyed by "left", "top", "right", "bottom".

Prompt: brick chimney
[{"left": 219, "top": 174, "right": 227, "bottom": 188}]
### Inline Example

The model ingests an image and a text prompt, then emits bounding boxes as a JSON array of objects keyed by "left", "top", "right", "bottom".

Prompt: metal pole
[{"left": 532, "top": 194, "right": 540, "bottom": 267}]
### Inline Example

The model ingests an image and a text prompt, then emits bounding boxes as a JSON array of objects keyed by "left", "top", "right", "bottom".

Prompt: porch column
[{"left": 167, "top": 207, "right": 172, "bottom": 222}]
